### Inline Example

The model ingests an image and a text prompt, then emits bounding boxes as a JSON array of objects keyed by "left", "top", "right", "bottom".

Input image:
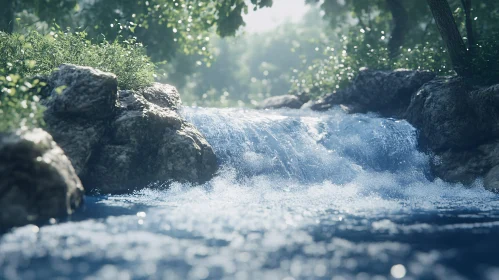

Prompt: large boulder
[
  {"left": 259, "top": 95, "right": 304, "bottom": 109},
  {"left": 42, "top": 64, "right": 118, "bottom": 175},
  {"left": 405, "top": 77, "right": 499, "bottom": 191},
  {"left": 405, "top": 77, "right": 485, "bottom": 151},
  {"left": 42, "top": 64, "right": 218, "bottom": 194},
  {"left": 83, "top": 87, "right": 218, "bottom": 193},
  {"left": 0, "top": 129, "right": 84, "bottom": 229},
  {"left": 306, "top": 69, "right": 436, "bottom": 117}
]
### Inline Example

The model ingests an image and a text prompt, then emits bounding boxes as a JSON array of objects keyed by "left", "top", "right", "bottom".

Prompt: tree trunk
[
  {"left": 460, "top": 0, "right": 475, "bottom": 52},
  {"left": 426, "top": 0, "right": 472, "bottom": 77},
  {"left": 0, "top": 0, "right": 15, "bottom": 33},
  {"left": 386, "top": 0, "right": 408, "bottom": 59}
]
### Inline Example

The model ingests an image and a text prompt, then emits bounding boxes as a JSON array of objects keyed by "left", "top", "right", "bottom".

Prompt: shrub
[
  {"left": 0, "top": 29, "right": 155, "bottom": 132},
  {"left": 290, "top": 28, "right": 453, "bottom": 99},
  {"left": 0, "top": 30, "right": 155, "bottom": 90},
  {"left": 0, "top": 71, "right": 45, "bottom": 132}
]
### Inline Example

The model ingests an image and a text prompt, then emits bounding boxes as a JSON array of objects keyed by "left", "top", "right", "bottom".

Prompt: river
[{"left": 1, "top": 107, "right": 499, "bottom": 279}]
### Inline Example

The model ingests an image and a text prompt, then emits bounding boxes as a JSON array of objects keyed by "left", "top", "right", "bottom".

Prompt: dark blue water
[{"left": 1, "top": 107, "right": 499, "bottom": 280}]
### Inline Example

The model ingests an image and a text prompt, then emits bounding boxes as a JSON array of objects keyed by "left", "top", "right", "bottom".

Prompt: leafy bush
[
  {"left": 290, "top": 27, "right": 453, "bottom": 99},
  {"left": 0, "top": 71, "right": 45, "bottom": 132},
  {"left": 0, "top": 29, "right": 155, "bottom": 132},
  {"left": 0, "top": 30, "right": 155, "bottom": 90}
]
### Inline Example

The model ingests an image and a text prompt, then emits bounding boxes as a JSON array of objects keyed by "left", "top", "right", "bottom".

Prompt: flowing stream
[{"left": 1, "top": 107, "right": 499, "bottom": 279}]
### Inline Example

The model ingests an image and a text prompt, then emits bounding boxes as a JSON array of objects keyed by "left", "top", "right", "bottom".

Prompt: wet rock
[
  {"left": 406, "top": 77, "right": 499, "bottom": 190},
  {"left": 306, "top": 69, "right": 436, "bottom": 117},
  {"left": 259, "top": 95, "right": 304, "bottom": 109},
  {"left": 405, "top": 77, "right": 486, "bottom": 151},
  {"left": 42, "top": 64, "right": 218, "bottom": 194},
  {"left": 484, "top": 165, "right": 499, "bottom": 192},
  {"left": 430, "top": 142, "right": 499, "bottom": 185},
  {"left": 0, "top": 129, "right": 84, "bottom": 229}
]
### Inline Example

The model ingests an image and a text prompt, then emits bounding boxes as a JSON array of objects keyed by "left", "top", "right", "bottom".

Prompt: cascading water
[{"left": 1, "top": 107, "right": 499, "bottom": 280}]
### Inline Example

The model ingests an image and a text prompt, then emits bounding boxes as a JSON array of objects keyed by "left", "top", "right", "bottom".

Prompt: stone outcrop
[
  {"left": 405, "top": 77, "right": 499, "bottom": 192},
  {"left": 259, "top": 95, "right": 304, "bottom": 109},
  {"left": 302, "top": 68, "right": 499, "bottom": 192},
  {"left": 84, "top": 86, "right": 218, "bottom": 194},
  {"left": 0, "top": 129, "right": 84, "bottom": 229},
  {"left": 43, "top": 64, "right": 117, "bottom": 175},
  {"left": 42, "top": 64, "right": 218, "bottom": 194},
  {"left": 304, "top": 69, "right": 436, "bottom": 117}
]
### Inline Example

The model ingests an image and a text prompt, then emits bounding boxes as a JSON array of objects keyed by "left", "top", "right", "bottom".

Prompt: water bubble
[
  {"left": 390, "top": 264, "right": 406, "bottom": 279},
  {"left": 136, "top": 212, "right": 146, "bottom": 218}
]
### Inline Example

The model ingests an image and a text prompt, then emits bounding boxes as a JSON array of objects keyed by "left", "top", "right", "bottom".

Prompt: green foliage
[
  {"left": 0, "top": 30, "right": 154, "bottom": 90},
  {"left": 470, "top": 31, "right": 499, "bottom": 85},
  {"left": 0, "top": 29, "right": 155, "bottom": 132},
  {"left": 290, "top": 27, "right": 453, "bottom": 99},
  {"left": 5, "top": 0, "right": 276, "bottom": 64},
  {"left": 291, "top": 0, "right": 499, "bottom": 98},
  {"left": 0, "top": 70, "right": 45, "bottom": 132},
  {"left": 172, "top": 8, "right": 328, "bottom": 107}
]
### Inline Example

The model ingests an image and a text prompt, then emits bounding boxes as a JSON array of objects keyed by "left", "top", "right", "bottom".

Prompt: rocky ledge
[
  {"left": 42, "top": 64, "right": 218, "bottom": 194},
  {"left": 264, "top": 68, "right": 499, "bottom": 192},
  {"left": 303, "top": 69, "right": 436, "bottom": 118},
  {"left": 406, "top": 77, "right": 499, "bottom": 192},
  {"left": 259, "top": 95, "right": 305, "bottom": 109}
]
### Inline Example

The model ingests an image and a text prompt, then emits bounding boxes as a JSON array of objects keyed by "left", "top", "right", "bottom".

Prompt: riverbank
[{"left": 262, "top": 68, "right": 499, "bottom": 192}]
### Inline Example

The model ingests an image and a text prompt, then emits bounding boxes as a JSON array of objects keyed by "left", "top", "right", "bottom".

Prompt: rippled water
[{"left": 1, "top": 107, "right": 499, "bottom": 280}]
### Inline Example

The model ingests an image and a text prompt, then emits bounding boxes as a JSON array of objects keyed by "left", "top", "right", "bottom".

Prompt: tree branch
[
  {"left": 460, "top": 0, "right": 475, "bottom": 53},
  {"left": 426, "top": 0, "right": 471, "bottom": 77}
]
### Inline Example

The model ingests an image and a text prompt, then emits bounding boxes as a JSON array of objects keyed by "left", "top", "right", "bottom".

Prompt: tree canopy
[{"left": 2, "top": 0, "right": 499, "bottom": 131}]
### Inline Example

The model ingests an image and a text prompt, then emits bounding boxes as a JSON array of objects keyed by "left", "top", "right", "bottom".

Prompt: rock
[
  {"left": 83, "top": 89, "right": 218, "bottom": 193},
  {"left": 140, "top": 83, "right": 182, "bottom": 111},
  {"left": 404, "top": 76, "right": 499, "bottom": 151},
  {"left": 430, "top": 142, "right": 499, "bottom": 185},
  {"left": 484, "top": 165, "right": 499, "bottom": 192},
  {"left": 42, "top": 64, "right": 218, "bottom": 194},
  {"left": 42, "top": 64, "right": 118, "bottom": 175},
  {"left": 0, "top": 129, "right": 84, "bottom": 229},
  {"left": 44, "top": 64, "right": 118, "bottom": 120},
  {"left": 405, "top": 77, "right": 482, "bottom": 151},
  {"left": 259, "top": 95, "right": 304, "bottom": 109},
  {"left": 405, "top": 77, "right": 499, "bottom": 189},
  {"left": 306, "top": 69, "right": 436, "bottom": 117}
]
